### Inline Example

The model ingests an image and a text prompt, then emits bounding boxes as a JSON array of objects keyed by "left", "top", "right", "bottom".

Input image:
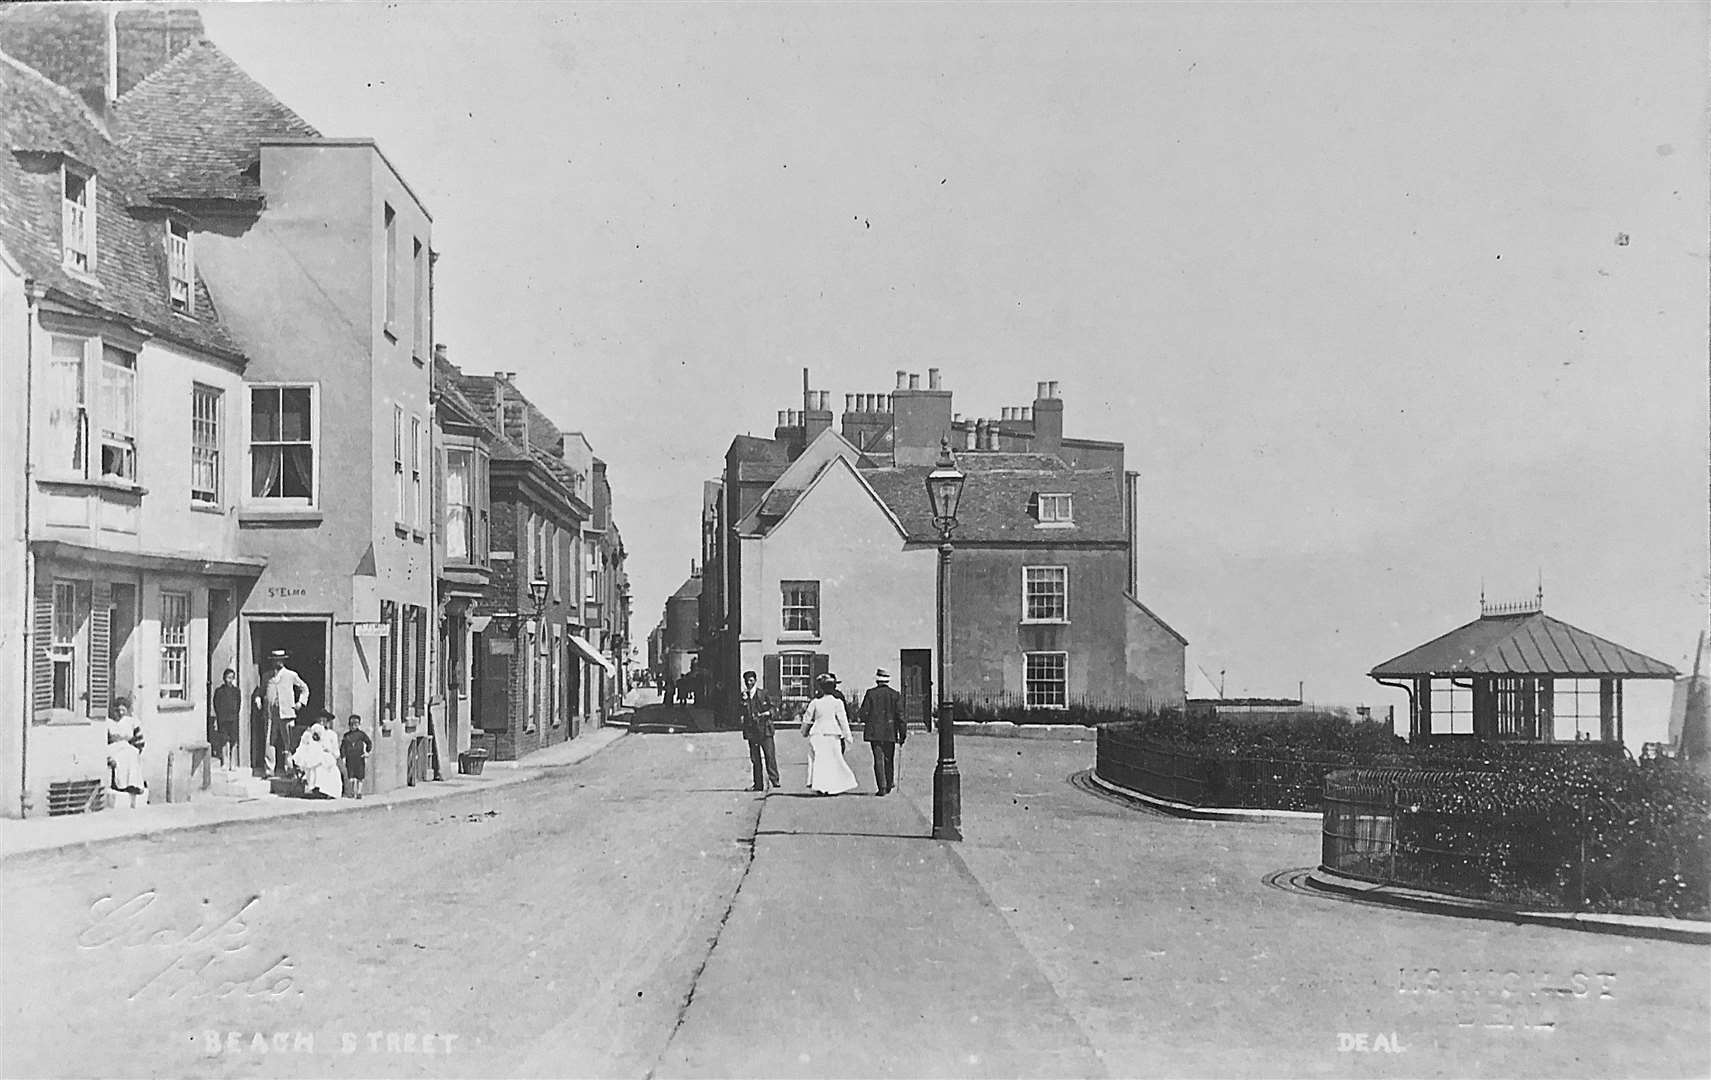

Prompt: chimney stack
[
  {"left": 928, "top": 367, "right": 941, "bottom": 390},
  {"left": 896, "top": 370, "right": 908, "bottom": 390},
  {"left": 1032, "top": 378, "right": 1064, "bottom": 455}
]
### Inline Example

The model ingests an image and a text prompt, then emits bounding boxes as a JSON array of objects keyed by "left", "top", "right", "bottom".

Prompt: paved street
[{"left": 3, "top": 733, "right": 1705, "bottom": 1079}]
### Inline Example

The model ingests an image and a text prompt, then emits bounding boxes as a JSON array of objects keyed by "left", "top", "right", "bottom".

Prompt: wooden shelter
[{"left": 1370, "top": 595, "right": 1678, "bottom": 744}]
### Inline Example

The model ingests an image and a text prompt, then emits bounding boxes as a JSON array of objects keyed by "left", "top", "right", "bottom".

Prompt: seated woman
[
  {"left": 106, "top": 697, "right": 145, "bottom": 809},
  {"left": 290, "top": 714, "right": 342, "bottom": 799}
]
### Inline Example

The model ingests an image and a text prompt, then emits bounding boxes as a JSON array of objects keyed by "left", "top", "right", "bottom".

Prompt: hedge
[{"left": 1323, "top": 756, "right": 1710, "bottom": 919}]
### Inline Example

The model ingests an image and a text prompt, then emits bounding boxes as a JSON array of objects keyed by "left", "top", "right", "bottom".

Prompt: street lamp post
[{"left": 924, "top": 437, "right": 966, "bottom": 842}]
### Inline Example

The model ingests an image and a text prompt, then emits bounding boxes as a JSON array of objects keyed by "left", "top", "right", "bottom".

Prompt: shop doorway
[{"left": 248, "top": 619, "right": 329, "bottom": 773}]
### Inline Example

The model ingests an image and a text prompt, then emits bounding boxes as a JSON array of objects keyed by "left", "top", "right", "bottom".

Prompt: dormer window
[
  {"left": 1034, "top": 492, "right": 1073, "bottom": 525},
  {"left": 62, "top": 166, "right": 94, "bottom": 273},
  {"left": 167, "top": 221, "right": 193, "bottom": 314}
]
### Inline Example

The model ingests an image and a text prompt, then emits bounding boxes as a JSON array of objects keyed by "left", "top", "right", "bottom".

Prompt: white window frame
[
  {"left": 780, "top": 580, "right": 820, "bottom": 634},
  {"left": 445, "top": 448, "right": 474, "bottom": 562},
  {"left": 780, "top": 652, "right": 814, "bottom": 703},
  {"left": 45, "top": 335, "right": 89, "bottom": 478},
  {"left": 1022, "top": 566, "right": 1069, "bottom": 624},
  {"left": 167, "top": 220, "right": 193, "bottom": 315},
  {"left": 190, "top": 383, "right": 222, "bottom": 506},
  {"left": 1036, "top": 493, "right": 1073, "bottom": 525},
  {"left": 411, "top": 415, "right": 424, "bottom": 533},
  {"left": 392, "top": 406, "right": 406, "bottom": 524},
  {"left": 62, "top": 165, "right": 94, "bottom": 273},
  {"left": 1024, "top": 651, "right": 1069, "bottom": 709},
  {"left": 548, "top": 523, "right": 560, "bottom": 602},
  {"left": 246, "top": 383, "right": 320, "bottom": 507},
  {"left": 97, "top": 345, "right": 138, "bottom": 483},
  {"left": 158, "top": 591, "right": 191, "bottom": 701},
  {"left": 50, "top": 581, "right": 78, "bottom": 712}
]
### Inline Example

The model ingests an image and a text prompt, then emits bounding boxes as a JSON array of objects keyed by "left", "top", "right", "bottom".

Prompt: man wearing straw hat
[
  {"left": 858, "top": 668, "right": 906, "bottom": 796},
  {"left": 259, "top": 649, "right": 310, "bottom": 777}
]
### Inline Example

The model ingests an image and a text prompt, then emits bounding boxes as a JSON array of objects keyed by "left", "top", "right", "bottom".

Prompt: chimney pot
[
  {"left": 909, "top": 374, "right": 920, "bottom": 390},
  {"left": 844, "top": 394, "right": 854, "bottom": 413},
  {"left": 434, "top": 343, "right": 448, "bottom": 363},
  {"left": 928, "top": 367, "right": 941, "bottom": 390},
  {"left": 1049, "top": 380, "right": 1060, "bottom": 398},
  {"left": 1022, "top": 406, "right": 1032, "bottom": 421},
  {"left": 896, "top": 370, "right": 908, "bottom": 390}
]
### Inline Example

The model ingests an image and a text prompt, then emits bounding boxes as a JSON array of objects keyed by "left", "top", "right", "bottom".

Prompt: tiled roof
[
  {"left": 432, "top": 355, "right": 504, "bottom": 443},
  {"left": 863, "top": 463, "right": 1126, "bottom": 543},
  {"left": 113, "top": 40, "right": 318, "bottom": 202},
  {"left": 670, "top": 575, "right": 703, "bottom": 601},
  {"left": 1370, "top": 612, "right": 1679, "bottom": 679},
  {"left": 0, "top": 51, "right": 243, "bottom": 361},
  {"left": 727, "top": 434, "right": 790, "bottom": 464}
]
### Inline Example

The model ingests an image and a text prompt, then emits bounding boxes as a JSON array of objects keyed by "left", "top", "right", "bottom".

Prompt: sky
[{"left": 196, "top": 1, "right": 1708, "bottom": 741}]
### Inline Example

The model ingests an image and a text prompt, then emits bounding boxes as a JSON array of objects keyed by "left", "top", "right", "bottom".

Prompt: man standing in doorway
[
  {"left": 859, "top": 668, "right": 906, "bottom": 795},
  {"left": 738, "top": 669, "right": 780, "bottom": 792},
  {"left": 260, "top": 649, "right": 310, "bottom": 776}
]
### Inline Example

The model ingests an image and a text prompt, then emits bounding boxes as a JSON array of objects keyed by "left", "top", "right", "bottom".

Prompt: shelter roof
[{"left": 1370, "top": 612, "right": 1679, "bottom": 680}]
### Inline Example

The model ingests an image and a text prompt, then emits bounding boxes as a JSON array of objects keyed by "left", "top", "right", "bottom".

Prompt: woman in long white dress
[
  {"left": 106, "top": 697, "right": 145, "bottom": 808},
  {"left": 290, "top": 721, "right": 342, "bottom": 799},
  {"left": 801, "top": 675, "right": 857, "bottom": 795}
]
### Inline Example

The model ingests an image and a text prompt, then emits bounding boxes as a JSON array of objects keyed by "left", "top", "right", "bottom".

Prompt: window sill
[
  {"left": 189, "top": 501, "right": 224, "bottom": 515},
  {"left": 412, "top": 353, "right": 425, "bottom": 367},
  {"left": 395, "top": 524, "right": 410, "bottom": 539},
  {"left": 38, "top": 476, "right": 146, "bottom": 498},
  {"left": 239, "top": 508, "right": 324, "bottom": 527},
  {"left": 1020, "top": 619, "right": 1070, "bottom": 627},
  {"left": 32, "top": 715, "right": 92, "bottom": 727},
  {"left": 156, "top": 700, "right": 195, "bottom": 713},
  {"left": 1032, "top": 521, "right": 1076, "bottom": 529},
  {"left": 411, "top": 530, "right": 426, "bottom": 544},
  {"left": 383, "top": 325, "right": 398, "bottom": 343}
]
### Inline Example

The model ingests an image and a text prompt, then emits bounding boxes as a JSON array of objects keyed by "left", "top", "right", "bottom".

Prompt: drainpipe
[
  {"left": 19, "top": 281, "right": 40, "bottom": 817},
  {"left": 1372, "top": 677, "right": 1416, "bottom": 739}
]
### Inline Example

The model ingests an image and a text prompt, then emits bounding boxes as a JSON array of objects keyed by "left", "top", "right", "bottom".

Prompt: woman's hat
[{"left": 816, "top": 672, "right": 838, "bottom": 686}]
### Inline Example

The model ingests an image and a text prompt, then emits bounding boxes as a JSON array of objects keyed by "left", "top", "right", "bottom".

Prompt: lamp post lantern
[{"left": 924, "top": 437, "right": 966, "bottom": 841}]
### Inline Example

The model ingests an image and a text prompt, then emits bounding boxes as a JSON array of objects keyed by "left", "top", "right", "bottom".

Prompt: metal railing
[{"left": 1096, "top": 728, "right": 1352, "bottom": 811}]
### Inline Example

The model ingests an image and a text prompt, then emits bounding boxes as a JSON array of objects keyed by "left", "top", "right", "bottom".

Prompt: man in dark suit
[
  {"left": 858, "top": 668, "right": 906, "bottom": 795},
  {"left": 738, "top": 669, "right": 780, "bottom": 791}
]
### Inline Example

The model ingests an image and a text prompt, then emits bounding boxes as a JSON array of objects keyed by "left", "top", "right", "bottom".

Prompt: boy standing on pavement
[{"left": 340, "top": 715, "right": 372, "bottom": 799}]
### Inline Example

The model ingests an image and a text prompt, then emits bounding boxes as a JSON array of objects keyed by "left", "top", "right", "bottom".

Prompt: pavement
[
  {"left": 3, "top": 730, "right": 1706, "bottom": 1078},
  {"left": 0, "top": 726, "right": 626, "bottom": 859}
]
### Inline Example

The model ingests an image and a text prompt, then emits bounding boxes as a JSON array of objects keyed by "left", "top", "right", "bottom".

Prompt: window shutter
[
  {"left": 762, "top": 653, "right": 782, "bottom": 698},
  {"left": 31, "top": 574, "right": 54, "bottom": 717},
  {"left": 811, "top": 653, "right": 830, "bottom": 683},
  {"left": 85, "top": 581, "right": 107, "bottom": 717}
]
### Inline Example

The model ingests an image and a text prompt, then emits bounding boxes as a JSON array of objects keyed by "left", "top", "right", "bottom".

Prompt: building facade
[
  {"left": 701, "top": 369, "right": 1185, "bottom": 726},
  {"left": 1, "top": 42, "right": 265, "bottom": 814}
]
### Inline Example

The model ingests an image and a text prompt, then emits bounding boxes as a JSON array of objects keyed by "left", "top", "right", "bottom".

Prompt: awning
[{"left": 569, "top": 634, "right": 617, "bottom": 675}]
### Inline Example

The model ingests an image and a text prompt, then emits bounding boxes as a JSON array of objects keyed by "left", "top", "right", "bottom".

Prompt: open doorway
[
  {"left": 247, "top": 619, "right": 329, "bottom": 774},
  {"left": 900, "top": 648, "right": 932, "bottom": 732}
]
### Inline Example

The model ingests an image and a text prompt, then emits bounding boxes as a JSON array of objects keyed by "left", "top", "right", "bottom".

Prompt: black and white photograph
[{"left": 0, "top": 2, "right": 1706, "bottom": 1077}]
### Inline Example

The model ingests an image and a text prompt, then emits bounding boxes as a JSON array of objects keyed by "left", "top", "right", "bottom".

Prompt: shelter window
[
  {"left": 781, "top": 581, "right": 820, "bottom": 634},
  {"left": 1430, "top": 681, "right": 1474, "bottom": 736},
  {"left": 1553, "top": 679, "right": 1602, "bottom": 741},
  {"left": 1024, "top": 652, "right": 1068, "bottom": 709}
]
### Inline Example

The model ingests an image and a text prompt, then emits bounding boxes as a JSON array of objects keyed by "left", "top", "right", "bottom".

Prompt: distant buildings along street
[{"left": 684, "top": 368, "right": 1185, "bottom": 724}]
